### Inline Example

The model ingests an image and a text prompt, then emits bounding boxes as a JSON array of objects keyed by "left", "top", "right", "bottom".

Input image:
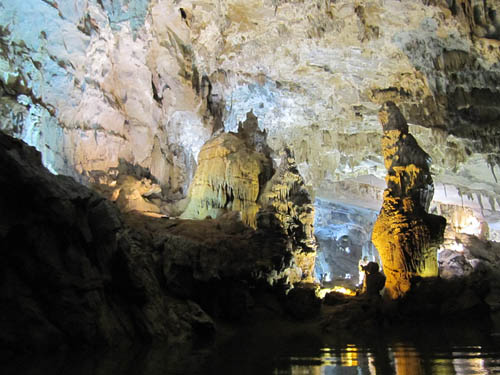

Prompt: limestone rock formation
[
  {"left": 123, "top": 211, "right": 293, "bottom": 320},
  {"left": 1, "top": 130, "right": 322, "bottom": 352},
  {"left": 89, "top": 160, "right": 166, "bottom": 216},
  {"left": 2, "top": 0, "right": 500, "bottom": 237},
  {"left": 372, "top": 102, "right": 446, "bottom": 299},
  {"left": 181, "top": 113, "right": 316, "bottom": 283},
  {"left": 260, "top": 148, "right": 317, "bottom": 283},
  {"left": 181, "top": 112, "right": 273, "bottom": 228},
  {"left": 314, "top": 199, "right": 379, "bottom": 287}
]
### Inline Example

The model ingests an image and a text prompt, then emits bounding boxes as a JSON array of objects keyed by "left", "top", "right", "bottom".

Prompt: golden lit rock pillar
[{"left": 372, "top": 102, "right": 446, "bottom": 299}]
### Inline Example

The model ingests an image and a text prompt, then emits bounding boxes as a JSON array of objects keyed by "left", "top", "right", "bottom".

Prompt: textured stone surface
[
  {"left": 372, "top": 102, "right": 446, "bottom": 299},
  {"left": 1, "top": 0, "right": 500, "bottom": 237},
  {"left": 314, "top": 199, "right": 379, "bottom": 287},
  {"left": 260, "top": 148, "right": 317, "bottom": 282},
  {"left": 89, "top": 160, "right": 165, "bottom": 215},
  {"left": 181, "top": 114, "right": 316, "bottom": 283},
  {"left": 181, "top": 113, "right": 273, "bottom": 228},
  {"left": 1, "top": 131, "right": 325, "bottom": 352},
  {"left": 123, "top": 211, "right": 293, "bottom": 319}
]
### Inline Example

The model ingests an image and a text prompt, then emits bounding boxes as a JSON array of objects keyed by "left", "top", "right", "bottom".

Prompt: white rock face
[{"left": 1, "top": 0, "right": 500, "bottom": 236}]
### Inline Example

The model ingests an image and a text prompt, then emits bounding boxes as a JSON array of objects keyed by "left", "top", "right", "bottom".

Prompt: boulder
[{"left": 285, "top": 285, "right": 322, "bottom": 320}]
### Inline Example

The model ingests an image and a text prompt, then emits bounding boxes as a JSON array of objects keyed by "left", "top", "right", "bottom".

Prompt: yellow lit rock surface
[
  {"left": 89, "top": 165, "right": 163, "bottom": 215},
  {"left": 182, "top": 123, "right": 316, "bottom": 283},
  {"left": 372, "top": 102, "right": 446, "bottom": 299},
  {"left": 181, "top": 131, "right": 271, "bottom": 228}
]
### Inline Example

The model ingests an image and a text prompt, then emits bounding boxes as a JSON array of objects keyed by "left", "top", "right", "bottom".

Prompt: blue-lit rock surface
[{"left": 314, "top": 199, "right": 379, "bottom": 288}]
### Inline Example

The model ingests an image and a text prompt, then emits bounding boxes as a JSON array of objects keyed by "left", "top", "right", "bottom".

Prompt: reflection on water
[
  {"left": 274, "top": 343, "right": 500, "bottom": 375},
  {"left": 2, "top": 318, "right": 500, "bottom": 375}
]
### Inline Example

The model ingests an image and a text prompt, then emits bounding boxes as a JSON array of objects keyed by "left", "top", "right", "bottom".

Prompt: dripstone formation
[
  {"left": 182, "top": 112, "right": 317, "bottom": 284},
  {"left": 0, "top": 131, "right": 302, "bottom": 353},
  {"left": 180, "top": 122, "right": 273, "bottom": 228},
  {"left": 260, "top": 148, "right": 317, "bottom": 283},
  {"left": 372, "top": 102, "right": 446, "bottom": 299}
]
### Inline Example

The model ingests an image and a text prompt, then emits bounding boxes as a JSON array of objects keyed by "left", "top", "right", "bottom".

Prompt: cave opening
[{"left": 313, "top": 198, "right": 380, "bottom": 291}]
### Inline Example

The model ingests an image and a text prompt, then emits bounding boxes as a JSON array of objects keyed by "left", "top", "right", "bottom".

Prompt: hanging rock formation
[{"left": 372, "top": 102, "right": 446, "bottom": 299}]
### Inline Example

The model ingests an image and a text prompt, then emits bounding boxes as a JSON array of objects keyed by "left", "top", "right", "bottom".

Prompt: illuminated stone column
[{"left": 372, "top": 102, "right": 446, "bottom": 299}]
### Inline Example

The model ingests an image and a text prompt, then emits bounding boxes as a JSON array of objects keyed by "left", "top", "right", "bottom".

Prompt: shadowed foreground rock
[
  {"left": 0, "top": 132, "right": 216, "bottom": 353},
  {"left": 372, "top": 102, "right": 446, "bottom": 299},
  {"left": 0, "top": 131, "right": 309, "bottom": 354}
]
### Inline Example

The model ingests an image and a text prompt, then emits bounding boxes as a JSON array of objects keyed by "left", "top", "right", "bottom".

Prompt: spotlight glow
[{"left": 316, "top": 286, "right": 357, "bottom": 298}]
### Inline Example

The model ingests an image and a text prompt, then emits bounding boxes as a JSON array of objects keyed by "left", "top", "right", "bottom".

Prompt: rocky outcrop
[
  {"left": 0, "top": 131, "right": 215, "bottom": 353},
  {"left": 123, "top": 211, "right": 293, "bottom": 320},
  {"left": 372, "top": 102, "right": 446, "bottom": 299},
  {"left": 88, "top": 160, "right": 167, "bottom": 216}
]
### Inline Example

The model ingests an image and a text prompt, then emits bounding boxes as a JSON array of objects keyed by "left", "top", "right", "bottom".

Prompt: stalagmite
[
  {"left": 372, "top": 102, "right": 446, "bottom": 299},
  {"left": 260, "top": 148, "right": 317, "bottom": 283},
  {"left": 181, "top": 112, "right": 273, "bottom": 228}
]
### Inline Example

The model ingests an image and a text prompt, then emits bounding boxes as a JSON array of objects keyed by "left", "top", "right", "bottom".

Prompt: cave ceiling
[{"left": 1, "top": 0, "right": 500, "bottom": 236}]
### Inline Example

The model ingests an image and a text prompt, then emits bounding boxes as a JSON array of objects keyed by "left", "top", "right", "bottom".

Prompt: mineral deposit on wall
[{"left": 1, "top": 0, "right": 500, "bottom": 236}]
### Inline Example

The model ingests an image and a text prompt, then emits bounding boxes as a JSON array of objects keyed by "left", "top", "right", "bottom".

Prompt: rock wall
[
  {"left": 0, "top": 0, "right": 214, "bottom": 197},
  {"left": 0, "top": 131, "right": 215, "bottom": 352},
  {"left": 1, "top": 1, "right": 500, "bottom": 219},
  {"left": 372, "top": 102, "right": 446, "bottom": 299}
]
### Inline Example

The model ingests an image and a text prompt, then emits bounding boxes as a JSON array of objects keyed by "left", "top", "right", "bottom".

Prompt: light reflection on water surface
[
  {"left": 274, "top": 343, "right": 500, "bottom": 375},
  {"left": 2, "top": 318, "right": 500, "bottom": 375}
]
